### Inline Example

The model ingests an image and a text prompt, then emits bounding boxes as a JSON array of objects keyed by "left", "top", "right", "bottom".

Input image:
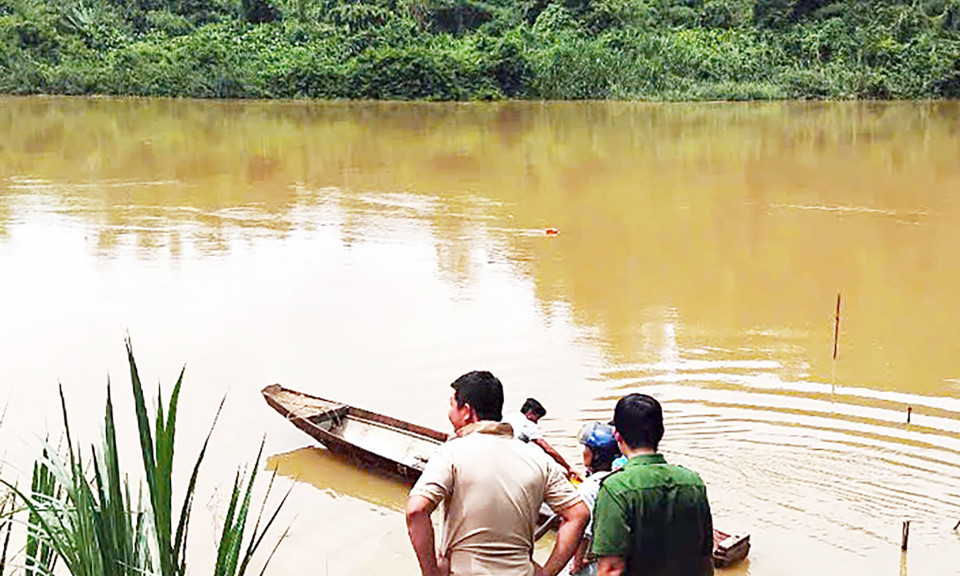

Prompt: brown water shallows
[{"left": 1, "top": 97, "right": 960, "bottom": 575}]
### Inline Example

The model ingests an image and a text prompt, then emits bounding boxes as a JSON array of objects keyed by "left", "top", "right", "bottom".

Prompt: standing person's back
[
  {"left": 406, "top": 371, "right": 589, "bottom": 576},
  {"left": 416, "top": 421, "right": 576, "bottom": 574},
  {"left": 592, "top": 394, "right": 713, "bottom": 576}
]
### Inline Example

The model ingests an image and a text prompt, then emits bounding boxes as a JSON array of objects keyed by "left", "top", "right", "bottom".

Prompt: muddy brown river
[{"left": 1, "top": 97, "right": 959, "bottom": 575}]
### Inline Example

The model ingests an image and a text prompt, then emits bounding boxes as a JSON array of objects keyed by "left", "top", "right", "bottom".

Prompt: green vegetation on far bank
[{"left": 2, "top": 0, "right": 960, "bottom": 100}]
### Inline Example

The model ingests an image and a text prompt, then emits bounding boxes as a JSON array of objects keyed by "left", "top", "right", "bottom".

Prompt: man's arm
[
  {"left": 535, "top": 501, "right": 589, "bottom": 576},
  {"left": 569, "top": 536, "right": 590, "bottom": 574},
  {"left": 405, "top": 495, "right": 442, "bottom": 576},
  {"left": 532, "top": 438, "right": 583, "bottom": 482},
  {"left": 591, "top": 482, "right": 629, "bottom": 576},
  {"left": 596, "top": 556, "right": 626, "bottom": 576}
]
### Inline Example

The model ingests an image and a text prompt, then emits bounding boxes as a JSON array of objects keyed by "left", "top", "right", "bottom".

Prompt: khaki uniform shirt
[{"left": 410, "top": 421, "right": 581, "bottom": 576}]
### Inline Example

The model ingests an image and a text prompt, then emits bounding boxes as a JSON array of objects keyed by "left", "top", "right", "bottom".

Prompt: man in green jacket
[{"left": 591, "top": 393, "right": 714, "bottom": 576}]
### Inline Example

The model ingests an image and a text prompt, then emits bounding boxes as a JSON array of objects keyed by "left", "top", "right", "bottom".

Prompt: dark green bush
[
  {"left": 144, "top": 9, "right": 194, "bottom": 35},
  {"left": 664, "top": 5, "right": 698, "bottom": 26},
  {"left": 242, "top": 0, "right": 279, "bottom": 23},
  {"left": 583, "top": 0, "right": 651, "bottom": 33},
  {"left": 532, "top": 2, "right": 580, "bottom": 33},
  {"left": 943, "top": 0, "right": 960, "bottom": 34},
  {"left": 777, "top": 67, "right": 832, "bottom": 97},
  {"left": 346, "top": 45, "right": 465, "bottom": 98},
  {"left": 327, "top": 2, "right": 394, "bottom": 31},
  {"left": 531, "top": 35, "right": 617, "bottom": 98},
  {"left": 150, "top": 0, "right": 235, "bottom": 24},
  {"left": 754, "top": 0, "right": 840, "bottom": 28},
  {"left": 487, "top": 34, "right": 533, "bottom": 95},
  {"left": 700, "top": 0, "right": 751, "bottom": 28},
  {"left": 419, "top": 0, "right": 499, "bottom": 34}
]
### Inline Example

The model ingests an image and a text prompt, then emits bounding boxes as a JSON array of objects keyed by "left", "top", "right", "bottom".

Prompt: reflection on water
[
  {"left": 3, "top": 98, "right": 959, "bottom": 392},
  {"left": 3, "top": 97, "right": 960, "bottom": 575},
  {"left": 266, "top": 446, "right": 560, "bottom": 573},
  {"left": 267, "top": 447, "right": 409, "bottom": 513}
]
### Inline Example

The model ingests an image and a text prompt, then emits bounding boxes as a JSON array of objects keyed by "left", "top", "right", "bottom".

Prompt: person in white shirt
[{"left": 504, "top": 398, "right": 582, "bottom": 482}]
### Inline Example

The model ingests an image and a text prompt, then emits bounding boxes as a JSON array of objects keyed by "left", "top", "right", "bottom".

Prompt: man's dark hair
[
  {"left": 451, "top": 371, "right": 504, "bottom": 421},
  {"left": 591, "top": 444, "right": 621, "bottom": 472},
  {"left": 612, "top": 393, "right": 664, "bottom": 450},
  {"left": 520, "top": 397, "right": 546, "bottom": 418}
]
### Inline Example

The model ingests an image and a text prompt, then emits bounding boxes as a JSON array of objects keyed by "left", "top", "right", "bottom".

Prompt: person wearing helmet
[{"left": 567, "top": 422, "right": 622, "bottom": 576}]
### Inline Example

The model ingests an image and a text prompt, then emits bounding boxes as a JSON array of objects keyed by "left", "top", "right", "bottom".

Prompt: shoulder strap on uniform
[{"left": 598, "top": 468, "right": 622, "bottom": 488}]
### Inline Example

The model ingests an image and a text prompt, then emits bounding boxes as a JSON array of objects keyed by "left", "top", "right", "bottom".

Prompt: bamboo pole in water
[{"left": 833, "top": 292, "right": 841, "bottom": 361}]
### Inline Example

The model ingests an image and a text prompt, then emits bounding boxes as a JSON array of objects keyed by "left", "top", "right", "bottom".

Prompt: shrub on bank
[{"left": 2, "top": 0, "right": 960, "bottom": 99}]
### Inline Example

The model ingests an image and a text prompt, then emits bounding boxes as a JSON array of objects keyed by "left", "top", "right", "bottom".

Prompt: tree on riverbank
[{"left": 2, "top": 0, "right": 960, "bottom": 100}]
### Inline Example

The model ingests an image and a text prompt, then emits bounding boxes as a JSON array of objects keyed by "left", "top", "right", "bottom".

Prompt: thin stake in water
[{"left": 833, "top": 292, "right": 841, "bottom": 361}]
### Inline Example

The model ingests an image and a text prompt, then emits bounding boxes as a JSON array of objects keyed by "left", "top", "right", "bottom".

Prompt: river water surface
[{"left": 2, "top": 97, "right": 960, "bottom": 575}]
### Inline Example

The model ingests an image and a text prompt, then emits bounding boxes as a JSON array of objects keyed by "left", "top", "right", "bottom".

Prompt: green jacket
[{"left": 591, "top": 453, "right": 714, "bottom": 576}]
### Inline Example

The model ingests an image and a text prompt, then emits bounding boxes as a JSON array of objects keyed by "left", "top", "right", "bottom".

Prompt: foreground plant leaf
[{"left": 0, "top": 339, "right": 289, "bottom": 576}]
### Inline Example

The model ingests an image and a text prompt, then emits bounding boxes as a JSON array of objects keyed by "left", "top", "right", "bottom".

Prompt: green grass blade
[
  {"left": 217, "top": 437, "right": 290, "bottom": 576},
  {"left": 213, "top": 472, "right": 244, "bottom": 576},
  {"left": 0, "top": 492, "right": 15, "bottom": 576},
  {"left": 255, "top": 524, "right": 293, "bottom": 576},
  {"left": 126, "top": 338, "right": 175, "bottom": 576},
  {"left": 174, "top": 396, "right": 224, "bottom": 574},
  {"left": 240, "top": 474, "right": 293, "bottom": 576},
  {"left": 127, "top": 339, "right": 158, "bottom": 492},
  {"left": 4, "top": 476, "right": 69, "bottom": 576}
]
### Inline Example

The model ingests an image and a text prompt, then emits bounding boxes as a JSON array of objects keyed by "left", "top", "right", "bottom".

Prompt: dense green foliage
[{"left": 2, "top": 0, "right": 960, "bottom": 99}]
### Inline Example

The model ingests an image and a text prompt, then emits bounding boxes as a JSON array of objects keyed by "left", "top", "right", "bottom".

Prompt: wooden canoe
[{"left": 262, "top": 384, "right": 750, "bottom": 567}]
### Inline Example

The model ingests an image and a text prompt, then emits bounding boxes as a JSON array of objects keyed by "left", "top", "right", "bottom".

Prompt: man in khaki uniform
[{"left": 406, "top": 370, "right": 589, "bottom": 576}]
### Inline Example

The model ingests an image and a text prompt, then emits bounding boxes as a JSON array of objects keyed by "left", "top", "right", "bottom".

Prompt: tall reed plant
[{"left": 0, "top": 339, "right": 289, "bottom": 576}]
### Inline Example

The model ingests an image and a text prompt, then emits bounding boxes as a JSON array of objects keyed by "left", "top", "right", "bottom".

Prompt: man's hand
[
  {"left": 437, "top": 553, "right": 450, "bottom": 576},
  {"left": 597, "top": 556, "right": 626, "bottom": 576},
  {"left": 569, "top": 536, "right": 590, "bottom": 574},
  {"left": 537, "top": 501, "right": 589, "bottom": 576}
]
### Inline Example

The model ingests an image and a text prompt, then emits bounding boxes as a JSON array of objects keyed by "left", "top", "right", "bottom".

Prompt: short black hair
[
  {"left": 451, "top": 371, "right": 504, "bottom": 421},
  {"left": 589, "top": 443, "right": 621, "bottom": 472},
  {"left": 612, "top": 393, "right": 664, "bottom": 450},
  {"left": 520, "top": 397, "right": 546, "bottom": 418}
]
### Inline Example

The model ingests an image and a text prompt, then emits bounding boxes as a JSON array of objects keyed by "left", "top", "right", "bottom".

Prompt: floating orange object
[{"left": 545, "top": 228, "right": 559, "bottom": 235}]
